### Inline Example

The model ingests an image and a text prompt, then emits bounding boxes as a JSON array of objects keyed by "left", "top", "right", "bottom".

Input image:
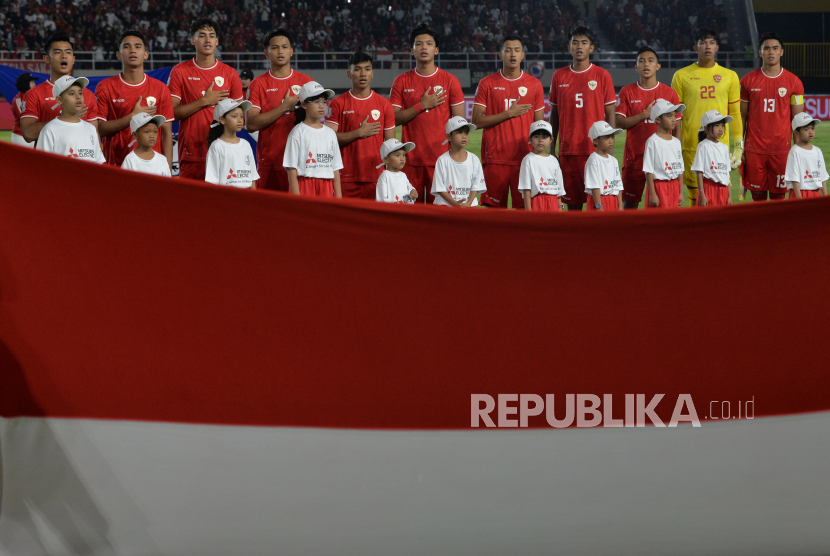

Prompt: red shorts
[
  {"left": 341, "top": 180, "right": 377, "bottom": 199},
  {"left": 743, "top": 151, "right": 788, "bottom": 194},
  {"left": 788, "top": 189, "right": 821, "bottom": 200},
  {"left": 298, "top": 177, "right": 334, "bottom": 197},
  {"left": 179, "top": 160, "right": 206, "bottom": 181},
  {"left": 622, "top": 164, "right": 646, "bottom": 202},
  {"left": 644, "top": 179, "right": 680, "bottom": 209},
  {"left": 585, "top": 194, "right": 620, "bottom": 211},
  {"left": 558, "top": 154, "right": 590, "bottom": 205},
  {"left": 702, "top": 178, "right": 730, "bottom": 206},
  {"left": 480, "top": 163, "right": 523, "bottom": 209},
  {"left": 402, "top": 165, "right": 436, "bottom": 203},
  {"left": 258, "top": 164, "right": 290, "bottom": 192},
  {"left": 530, "top": 194, "right": 562, "bottom": 212}
]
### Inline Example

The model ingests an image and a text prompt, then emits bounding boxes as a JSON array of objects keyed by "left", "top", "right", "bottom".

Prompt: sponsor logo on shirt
[
  {"left": 188, "top": 77, "right": 201, "bottom": 81},
  {"left": 113, "top": 99, "right": 125, "bottom": 103},
  {"left": 68, "top": 147, "right": 96, "bottom": 159},
  {"left": 404, "top": 89, "right": 415, "bottom": 93},
  {"left": 494, "top": 87, "right": 506, "bottom": 91},
  {"left": 343, "top": 110, "right": 355, "bottom": 114},
  {"left": 266, "top": 88, "right": 279, "bottom": 92},
  {"left": 665, "top": 161, "right": 682, "bottom": 172},
  {"left": 751, "top": 88, "right": 761, "bottom": 92},
  {"left": 226, "top": 167, "right": 253, "bottom": 179},
  {"left": 710, "top": 160, "right": 728, "bottom": 172},
  {"left": 559, "top": 84, "right": 569, "bottom": 88},
  {"left": 805, "top": 169, "right": 815, "bottom": 179},
  {"left": 539, "top": 176, "right": 559, "bottom": 188}
]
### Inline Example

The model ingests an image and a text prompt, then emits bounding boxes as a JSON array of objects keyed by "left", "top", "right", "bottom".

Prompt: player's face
[
  {"left": 45, "top": 41, "right": 75, "bottom": 77},
  {"left": 796, "top": 124, "right": 815, "bottom": 143},
  {"left": 710, "top": 122, "right": 725, "bottom": 140},
  {"left": 191, "top": 27, "right": 218, "bottom": 56},
  {"left": 347, "top": 61, "right": 373, "bottom": 89},
  {"left": 60, "top": 85, "right": 85, "bottom": 115},
  {"left": 222, "top": 107, "right": 245, "bottom": 132},
  {"left": 135, "top": 123, "right": 159, "bottom": 148},
  {"left": 117, "top": 36, "right": 148, "bottom": 68},
  {"left": 411, "top": 34, "right": 438, "bottom": 64},
  {"left": 694, "top": 38, "right": 719, "bottom": 62},
  {"left": 386, "top": 149, "right": 407, "bottom": 170},
  {"left": 568, "top": 36, "right": 594, "bottom": 62},
  {"left": 595, "top": 134, "right": 615, "bottom": 152},
  {"left": 530, "top": 132, "right": 552, "bottom": 153},
  {"left": 241, "top": 78, "right": 252, "bottom": 88},
  {"left": 449, "top": 127, "right": 470, "bottom": 148},
  {"left": 759, "top": 40, "right": 783, "bottom": 67},
  {"left": 304, "top": 96, "right": 329, "bottom": 120},
  {"left": 636, "top": 53, "right": 660, "bottom": 79},
  {"left": 499, "top": 40, "right": 524, "bottom": 70},
  {"left": 265, "top": 35, "right": 293, "bottom": 68}
]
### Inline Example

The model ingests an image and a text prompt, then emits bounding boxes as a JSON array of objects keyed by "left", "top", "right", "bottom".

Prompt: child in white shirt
[
  {"left": 785, "top": 113, "right": 828, "bottom": 199},
  {"left": 205, "top": 98, "right": 259, "bottom": 188},
  {"left": 121, "top": 113, "right": 171, "bottom": 177},
  {"left": 376, "top": 138, "right": 418, "bottom": 203},
  {"left": 431, "top": 117, "right": 486, "bottom": 207},
  {"left": 643, "top": 99, "right": 686, "bottom": 209},
  {"left": 36, "top": 76, "right": 105, "bottom": 164},
  {"left": 584, "top": 121, "right": 624, "bottom": 211},
  {"left": 518, "top": 120, "right": 565, "bottom": 211},
  {"left": 692, "top": 110, "right": 733, "bottom": 207}
]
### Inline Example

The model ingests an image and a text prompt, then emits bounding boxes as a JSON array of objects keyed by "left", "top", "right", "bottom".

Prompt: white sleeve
[
  {"left": 676, "top": 139, "right": 685, "bottom": 172},
  {"left": 555, "top": 164, "right": 565, "bottom": 197},
  {"left": 94, "top": 135, "right": 106, "bottom": 164},
  {"left": 283, "top": 131, "right": 300, "bottom": 169},
  {"left": 641, "top": 140, "right": 654, "bottom": 175},
  {"left": 431, "top": 157, "right": 448, "bottom": 194},
  {"left": 376, "top": 173, "right": 390, "bottom": 202},
  {"left": 471, "top": 155, "right": 486, "bottom": 192},
  {"left": 583, "top": 157, "right": 602, "bottom": 191},
  {"left": 121, "top": 154, "right": 133, "bottom": 170},
  {"left": 204, "top": 144, "right": 222, "bottom": 184},
  {"left": 247, "top": 143, "right": 260, "bottom": 181},
  {"left": 331, "top": 130, "right": 344, "bottom": 171},
  {"left": 36, "top": 126, "right": 54, "bottom": 153},
  {"left": 819, "top": 149, "right": 829, "bottom": 182},
  {"left": 784, "top": 149, "right": 800, "bottom": 184},
  {"left": 517, "top": 157, "right": 532, "bottom": 191},
  {"left": 690, "top": 142, "right": 704, "bottom": 174}
]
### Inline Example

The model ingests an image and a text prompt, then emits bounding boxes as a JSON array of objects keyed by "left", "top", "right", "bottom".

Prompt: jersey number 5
[
  {"left": 699, "top": 86, "right": 716, "bottom": 99},
  {"left": 575, "top": 93, "right": 583, "bottom": 108},
  {"left": 763, "top": 98, "right": 776, "bottom": 112}
]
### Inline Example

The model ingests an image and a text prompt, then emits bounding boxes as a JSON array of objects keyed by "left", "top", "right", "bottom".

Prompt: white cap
[
  {"left": 442, "top": 116, "right": 477, "bottom": 144},
  {"left": 529, "top": 120, "right": 553, "bottom": 137},
  {"left": 130, "top": 113, "right": 166, "bottom": 133},
  {"left": 588, "top": 120, "right": 624, "bottom": 141},
  {"left": 376, "top": 138, "right": 416, "bottom": 168},
  {"left": 650, "top": 98, "right": 686, "bottom": 121},
  {"left": 213, "top": 98, "right": 253, "bottom": 121},
  {"left": 792, "top": 112, "right": 821, "bottom": 131},
  {"left": 700, "top": 109, "right": 733, "bottom": 129},
  {"left": 52, "top": 75, "right": 89, "bottom": 98},
  {"left": 298, "top": 81, "right": 335, "bottom": 103}
]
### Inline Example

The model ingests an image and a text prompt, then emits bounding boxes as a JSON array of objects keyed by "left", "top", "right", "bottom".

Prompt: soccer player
[
  {"left": 548, "top": 26, "right": 616, "bottom": 210},
  {"left": 616, "top": 47, "right": 681, "bottom": 209},
  {"left": 168, "top": 17, "right": 243, "bottom": 181},
  {"left": 246, "top": 29, "right": 312, "bottom": 191},
  {"left": 96, "top": 30, "right": 174, "bottom": 170},
  {"left": 21, "top": 32, "right": 99, "bottom": 144},
  {"left": 472, "top": 35, "right": 545, "bottom": 209},
  {"left": 325, "top": 51, "right": 396, "bottom": 199},
  {"left": 390, "top": 24, "right": 465, "bottom": 202},
  {"left": 740, "top": 31, "right": 805, "bottom": 202},
  {"left": 11, "top": 72, "right": 37, "bottom": 148},
  {"left": 671, "top": 28, "right": 742, "bottom": 207}
]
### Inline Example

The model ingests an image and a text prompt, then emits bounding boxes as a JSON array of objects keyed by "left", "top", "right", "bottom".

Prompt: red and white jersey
[
  {"left": 785, "top": 145, "right": 828, "bottom": 191},
  {"left": 691, "top": 139, "right": 731, "bottom": 185},
  {"left": 21, "top": 78, "right": 99, "bottom": 126},
  {"left": 473, "top": 70, "right": 545, "bottom": 165},
  {"left": 95, "top": 73, "right": 174, "bottom": 167},
  {"left": 740, "top": 68, "right": 805, "bottom": 155},
  {"left": 246, "top": 69, "right": 312, "bottom": 167},
  {"left": 549, "top": 64, "right": 616, "bottom": 156},
  {"left": 517, "top": 152, "right": 565, "bottom": 197},
  {"left": 326, "top": 90, "right": 395, "bottom": 182},
  {"left": 11, "top": 91, "right": 25, "bottom": 136},
  {"left": 167, "top": 58, "right": 243, "bottom": 163},
  {"left": 283, "top": 123, "right": 343, "bottom": 179},
  {"left": 616, "top": 81, "right": 681, "bottom": 170},
  {"left": 389, "top": 67, "right": 464, "bottom": 166},
  {"left": 584, "top": 152, "right": 623, "bottom": 195},
  {"left": 642, "top": 135, "right": 684, "bottom": 181}
]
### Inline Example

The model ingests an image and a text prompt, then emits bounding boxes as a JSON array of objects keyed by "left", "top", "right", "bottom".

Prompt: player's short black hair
[
  {"left": 118, "top": 30, "right": 147, "bottom": 48},
  {"left": 501, "top": 35, "right": 523, "bottom": 50},
  {"left": 694, "top": 28, "right": 718, "bottom": 44},
  {"left": 568, "top": 26, "right": 598, "bottom": 47},
  {"left": 409, "top": 24, "right": 439, "bottom": 49},
  {"left": 190, "top": 17, "right": 219, "bottom": 37},
  {"left": 757, "top": 31, "right": 783, "bottom": 49},
  {"left": 44, "top": 32, "right": 73, "bottom": 54},
  {"left": 348, "top": 51, "right": 374, "bottom": 69},
  {"left": 262, "top": 28, "right": 294, "bottom": 49},
  {"left": 636, "top": 46, "right": 659, "bottom": 63}
]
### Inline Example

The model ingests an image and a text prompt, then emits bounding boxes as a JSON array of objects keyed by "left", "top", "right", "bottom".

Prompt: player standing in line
[
  {"left": 246, "top": 29, "right": 313, "bottom": 192},
  {"left": 431, "top": 117, "right": 487, "bottom": 207},
  {"left": 549, "top": 26, "right": 616, "bottom": 211},
  {"left": 642, "top": 100, "right": 686, "bottom": 208},
  {"left": 693, "top": 110, "right": 733, "bottom": 206},
  {"left": 740, "top": 32, "right": 805, "bottom": 202},
  {"left": 121, "top": 113, "right": 171, "bottom": 176},
  {"left": 785, "top": 113, "right": 827, "bottom": 199},
  {"left": 671, "top": 28, "right": 742, "bottom": 207},
  {"left": 390, "top": 24, "right": 465, "bottom": 203},
  {"left": 168, "top": 18, "right": 243, "bottom": 181},
  {"left": 325, "top": 52, "right": 396, "bottom": 199},
  {"left": 584, "top": 121, "right": 624, "bottom": 211},
  {"left": 11, "top": 73, "right": 37, "bottom": 148},
  {"left": 518, "top": 121, "right": 566, "bottom": 211},
  {"left": 21, "top": 32, "right": 99, "bottom": 144},
  {"left": 96, "top": 30, "right": 174, "bottom": 170},
  {"left": 36, "top": 76, "right": 105, "bottom": 164},
  {"left": 616, "top": 47, "right": 681, "bottom": 209},
  {"left": 472, "top": 35, "right": 545, "bottom": 209}
]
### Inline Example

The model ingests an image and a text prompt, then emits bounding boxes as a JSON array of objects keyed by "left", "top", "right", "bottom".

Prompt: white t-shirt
[
  {"left": 431, "top": 150, "right": 487, "bottom": 206},
  {"left": 121, "top": 150, "right": 171, "bottom": 177},
  {"left": 642, "top": 134, "right": 684, "bottom": 181},
  {"left": 690, "top": 139, "right": 730, "bottom": 186},
  {"left": 784, "top": 145, "right": 829, "bottom": 191},
  {"left": 583, "top": 151, "right": 623, "bottom": 195},
  {"left": 36, "top": 118, "right": 105, "bottom": 164},
  {"left": 283, "top": 122, "right": 343, "bottom": 179},
  {"left": 376, "top": 170, "right": 416, "bottom": 203},
  {"left": 205, "top": 139, "right": 260, "bottom": 188},
  {"left": 517, "top": 153, "right": 566, "bottom": 197}
]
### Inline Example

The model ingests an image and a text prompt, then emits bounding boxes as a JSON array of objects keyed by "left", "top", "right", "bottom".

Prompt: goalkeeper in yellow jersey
[{"left": 671, "top": 28, "right": 743, "bottom": 207}]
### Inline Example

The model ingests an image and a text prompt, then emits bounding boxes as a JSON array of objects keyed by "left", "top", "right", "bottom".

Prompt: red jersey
[
  {"left": 246, "top": 69, "right": 312, "bottom": 168},
  {"left": 326, "top": 90, "right": 395, "bottom": 183},
  {"left": 389, "top": 67, "right": 464, "bottom": 167},
  {"left": 740, "top": 67, "right": 804, "bottom": 155},
  {"left": 548, "top": 64, "right": 616, "bottom": 155},
  {"left": 473, "top": 70, "right": 545, "bottom": 165},
  {"left": 615, "top": 81, "right": 681, "bottom": 170},
  {"left": 21, "top": 78, "right": 99, "bottom": 127},
  {"left": 11, "top": 91, "right": 25, "bottom": 136},
  {"left": 95, "top": 73, "right": 174, "bottom": 167},
  {"left": 167, "top": 58, "right": 243, "bottom": 162}
]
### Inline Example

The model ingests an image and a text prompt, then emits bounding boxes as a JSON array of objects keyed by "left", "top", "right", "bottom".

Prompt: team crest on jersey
[
  {"left": 291, "top": 85, "right": 301, "bottom": 95},
  {"left": 518, "top": 86, "right": 527, "bottom": 97},
  {"left": 146, "top": 96, "right": 157, "bottom": 106},
  {"left": 778, "top": 88, "right": 787, "bottom": 98},
  {"left": 713, "top": 75, "right": 722, "bottom": 83},
  {"left": 433, "top": 85, "right": 443, "bottom": 95},
  {"left": 371, "top": 109, "right": 380, "bottom": 120},
  {"left": 214, "top": 76, "right": 225, "bottom": 87},
  {"left": 588, "top": 80, "right": 597, "bottom": 91}
]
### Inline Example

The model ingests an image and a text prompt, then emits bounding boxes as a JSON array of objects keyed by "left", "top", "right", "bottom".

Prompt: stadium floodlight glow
[{"left": 281, "top": 12, "right": 285, "bottom": 16}]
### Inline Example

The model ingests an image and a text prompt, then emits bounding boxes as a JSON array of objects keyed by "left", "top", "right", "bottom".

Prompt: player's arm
[
  {"left": 471, "top": 102, "right": 531, "bottom": 129},
  {"left": 617, "top": 100, "right": 656, "bottom": 129},
  {"left": 548, "top": 104, "right": 559, "bottom": 154},
  {"left": 394, "top": 87, "right": 446, "bottom": 126},
  {"left": 791, "top": 94, "right": 805, "bottom": 118},
  {"left": 450, "top": 103, "right": 465, "bottom": 119},
  {"left": 604, "top": 104, "right": 615, "bottom": 128},
  {"left": 822, "top": 181, "right": 827, "bottom": 196},
  {"left": 325, "top": 117, "right": 380, "bottom": 146},
  {"left": 739, "top": 100, "right": 748, "bottom": 140},
  {"left": 247, "top": 91, "right": 300, "bottom": 132},
  {"left": 173, "top": 83, "right": 228, "bottom": 121},
  {"left": 162, "top": 121, "right": 173, "bottom": 170},
  {"left": 20, "top": 118, "right": 45, "bottom": 143},
  {"left": 99, "top": 97, "right": 157, "bottom": 137}
]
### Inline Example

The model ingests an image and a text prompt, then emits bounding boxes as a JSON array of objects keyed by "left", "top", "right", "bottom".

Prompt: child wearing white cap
[
  {"left": 431, "top": 117, "right": 487, "bottom": 207},
  {"left": 376, "top": 139, "right": 418, "bottom": 203},
  {"left": 121, "top": 113, "right": 170, "bottom": 176},
  {"left": 36, "top": 76, "right": 105, "bottom": 164},
  {"left": 205, "top": 98, "right": 259, "bottom": 188},
  {"left": 284, "top": 81, "right": 343, "bottom": 197},
  {"left": 785, "top": 113, "right": 828, "bottom": 199},
  {"left": 692, "top": 110, "right": 733, "bottom": 206},
  {"left": 518, "top": 120, "right": 565, "bottom": 211},
  {"left": 642, "top": 99, "right": 685, "bottom": 208},
  {"left": 584, "top": 121, "right": 624, "bottom": 211}
]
